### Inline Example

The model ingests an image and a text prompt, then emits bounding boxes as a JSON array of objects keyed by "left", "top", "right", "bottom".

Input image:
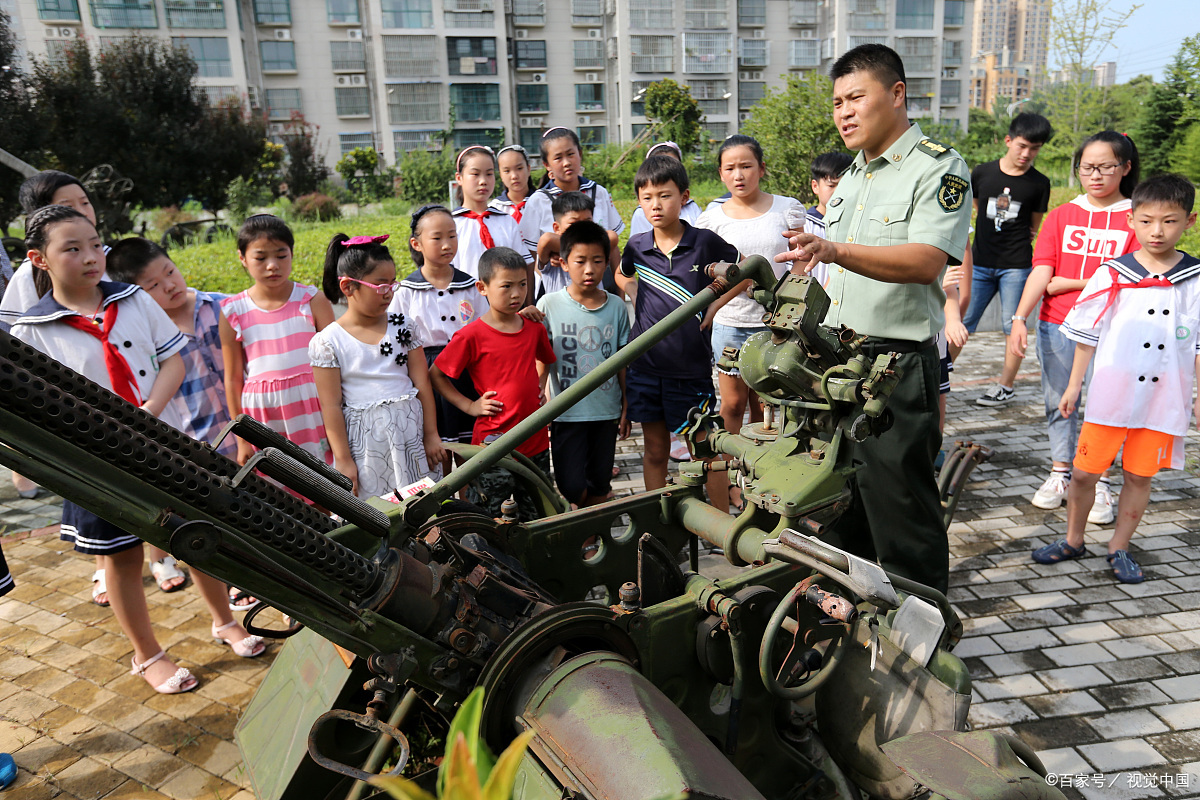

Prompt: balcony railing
[{"left": 165, "top": 0, "right": 225, "bottom": 28}]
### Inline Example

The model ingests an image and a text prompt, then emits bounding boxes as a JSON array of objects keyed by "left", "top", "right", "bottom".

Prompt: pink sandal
[
  {"left": 131, "top": 651, "right": 198, "bottom": 694},
  {"left": 213, "top": 621, "right": 265, "bottom": 658}
]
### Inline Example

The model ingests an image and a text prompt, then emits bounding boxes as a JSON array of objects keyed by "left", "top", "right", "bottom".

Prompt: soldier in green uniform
[{"left": 778, "top": 44, "right": 971, "bottom": 593}]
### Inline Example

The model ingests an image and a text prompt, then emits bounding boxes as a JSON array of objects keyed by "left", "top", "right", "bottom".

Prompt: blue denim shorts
[{"left": 711, "top": 322, "right": 766, "bottom": 376}]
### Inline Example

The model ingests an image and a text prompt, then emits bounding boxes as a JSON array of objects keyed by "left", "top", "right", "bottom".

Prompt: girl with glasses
[{"left": 311, "top": 233, "right": 448, "bottom": 497}]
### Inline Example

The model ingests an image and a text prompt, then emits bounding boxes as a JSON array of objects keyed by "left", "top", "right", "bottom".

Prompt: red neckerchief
[
  {"left": 510, "top": 199, "right": 526, "bottom": 224},
  {"left": 1079, "top": 266, "right": 1173, "bottom": 326},
  {"left": 60, "top": 301, "right": 143, "bottom": 405},
  {"left": 460, "top": 210, "right": 495, "bottom": 249}
]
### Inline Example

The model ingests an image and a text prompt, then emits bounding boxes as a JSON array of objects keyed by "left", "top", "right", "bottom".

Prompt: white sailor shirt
[
  {"left": 389, "top": 267, "right": 486, "bottom": 351},
  {"left": 451, "top": 206, "right": 526, "bottom": 280}
]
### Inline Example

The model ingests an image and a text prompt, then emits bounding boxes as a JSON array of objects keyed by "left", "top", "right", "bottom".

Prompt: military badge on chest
[{"left": 937, "top": 175, "right": 969, "bottom": 213}]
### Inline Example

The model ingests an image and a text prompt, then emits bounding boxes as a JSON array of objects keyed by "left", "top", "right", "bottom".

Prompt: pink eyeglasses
[{"left": 343, "top": 277, "right": 400, "bottom": 295}]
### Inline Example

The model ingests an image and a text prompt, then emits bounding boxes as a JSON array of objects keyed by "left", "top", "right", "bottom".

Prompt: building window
[
  {"left": 895, "top": 0, "right": 933, "bottom": 29},
  {"left": 575, "top": 83, "right": 604, "bottom": 111},
  {"left": 944, "top": 0, "right": 964, "bottom": 25},
  {"left": 940, "top": 79, "right": 961, "bottom": 104},
  {"left": 451, "top": 128, "right": 503, "bottom": 149},
  {"left": 266, "top": 87, "right": 302, "bottom": 119},
  {"left": 517, "top": 83, "right": 549, "bottom": 112},
  {"left": 519, "top": 127, "right": 541, "bottom": 152},
  {"left": 383, "top": 35, "right": 438, "bottom": 76},
  {"left": 335, "top": 87, "right": 371, "bottom": 117},
  {"left": 44, "top": 39, "right": 74, "bottom": 65},
  {"left": 447, "top": 37, "right": 497, "bottom": 75},
  {"left": 450, "top": 83, "right": 501, "bottom": 121},
  {"left": 331, "top": 41, "right": 366, "bottom": 71},
  {"left": 943, "top": 39, "right": 962, "bottom": 66},
  {"left": 739, "top": 80, "right": 765, "bottom": 109},
  {"left": 165, "top": 0, "right": 224, "bottom": 28},
  {"left": 629, "top": 0, "right": 671, "bottom": 29},
  {"left": 738, "top": 0, "right": 765, "bottom": 26},
  {"left": 630, "top": 79, "right": 652, "bottom": 115},
  {"left": 698, "top": 99, "right": 727, "bottom": 115},
  {"left": 574, "top": 40, "right": 603, "bottom": 69},
  {"left": 702, "top": 122, "right": 728, "bottom": 143},
  {"left": 688, "top": 79, "right": 727, "bottom": 100},
  {"left": 515, "top": 40, "right": 547, "bottom": 69},
  {"left": 253, "top": 0, "right": 290, "bottom": 24},
  {"left": 261, "top": 40, "right": 296, "bottom": 71},
  {"left": 632, "top": 123, "right": 650, "bottom": 139},
  {"left": 788, "top": 0, "right": 817, "bottom": 25},
  {"left": 202, "top": 86, "right": 238, "bottom": 105},
  {"left": 685, "top": 0, "right": 727, "bottom": 29},
  {"left": 339, "top": 132, "right": 375, "bottom": 155},
  {"left": 90, "top": 0, "right": 157, "bottom": 28},
  {"left": 630, "top": 35, "right": 674, "bottom": 73},
  {"left": 682, "top": 32, "right": 732, "bottom": 74},
  {"left": 381, "top": 0, "right": 432, "bottom": 28},
  {"left": 327, "top": 0, "right": 359, "bottom": 23},
  {"left": 788, "top": 39, "right": 819, "bottom": 68},
  {"left": 571, "top": 0, "right": 603, "bottom": 26},
  {"left": 848, "top": 0, "right": 885, "bottom": 30},
  {"left": 175, "top": 37, "right": 232, "bottom": 77},
  {"left": 511, "top": 0, "right": 544, "bottom": 25},
  {"left": 849, "top": 35, "right": 889, "bottom": 47},
  {"left": 577, "top": 126, "right": 605, "bottom": 148},
  {"left": 444, "top": 9, "right": 494, "bottom": 27},
  {"left": 388, "top": 82, "right": 441, "bottom": 123},
  {"left": 37, "top": 0, "right": 81, "bottom": 21},
  {"left": 738, "top": 39, "right": 768, "bottom": 68},
  {"left": 395, "top": 129, "right": 442, "bottom": 152},
  {"left": 896, "top": 36, "right": 935, "bottom": 71}
]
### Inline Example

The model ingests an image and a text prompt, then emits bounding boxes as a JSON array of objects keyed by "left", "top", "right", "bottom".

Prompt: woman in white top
[
  {"left": 311, "top": 233, "right": 448, "bottom": 498},
  {"left": 695, "top": 134, "right": 804, "bottom": 508}
]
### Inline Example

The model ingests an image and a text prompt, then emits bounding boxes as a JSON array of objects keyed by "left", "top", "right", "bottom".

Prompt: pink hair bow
[{"left": 341, "top": 234, "right": 390, "bottom": 246}]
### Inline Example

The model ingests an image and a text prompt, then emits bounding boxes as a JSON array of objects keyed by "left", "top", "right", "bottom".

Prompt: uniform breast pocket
[
  {"left": 824, "top": 204, "right": 845, "bottom": 239},
  {"left": 866, "top": 203, "right": 912, "bottom": 246}
]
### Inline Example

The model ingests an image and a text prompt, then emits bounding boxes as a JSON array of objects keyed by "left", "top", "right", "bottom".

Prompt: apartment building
[
  {"left": 9, "top": 0, "right": 973, "bottom": 167},
  {"left": 969, "top": 0, "right": 1048, "bottom": 109}
]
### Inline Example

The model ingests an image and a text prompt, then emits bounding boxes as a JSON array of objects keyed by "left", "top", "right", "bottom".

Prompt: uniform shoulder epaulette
[{"left": 916, "top": 138, "right": 953, "bottom": 158}]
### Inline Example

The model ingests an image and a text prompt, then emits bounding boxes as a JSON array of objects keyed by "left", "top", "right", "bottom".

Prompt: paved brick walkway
[{"left": 1, "top": 331, "right": 1198, "bottom": 799}]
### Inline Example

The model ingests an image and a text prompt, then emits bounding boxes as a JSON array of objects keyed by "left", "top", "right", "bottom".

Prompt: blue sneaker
[
  {"left": 1032, "top": 539, "right": 1088, "bottom": 564},
  {"left": 1107, "top": 550, "right": 1144, "bottom": 583}
]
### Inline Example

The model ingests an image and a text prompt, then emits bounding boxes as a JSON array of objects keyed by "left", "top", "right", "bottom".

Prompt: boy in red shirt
[{"left": 431, "top": 246, "right": 555, "bottom": 519}]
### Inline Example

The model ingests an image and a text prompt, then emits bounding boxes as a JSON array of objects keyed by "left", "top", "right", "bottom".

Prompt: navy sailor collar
[
  {"left": 400, "top": 267, "right": 477, "bottom": 291},
  {"left": 1107, "top": 252, "right": 1200, "bottom": 284},
  {"left": 539, "top": 178, "right": 597, "bottom": 197},
  {"left": 16, "top": 280, "right": 140, "bottom": 326}
]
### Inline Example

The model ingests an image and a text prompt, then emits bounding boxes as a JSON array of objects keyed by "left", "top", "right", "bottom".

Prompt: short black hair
[
  {"left": 551, "top": 190, "right": 595, "bottom": 220},
  {"left": 106, "top": 237, "right": 170, "bottom": 284},
  {"left": 237, "top": 214, "right": 294, "bottom": 254},
  {"left": 634, "top": 154, "right": 689, "bottom": 194},
  {"left": 1008, "top": 112, "right": 1053, "bottom": 145},
  {"left": 811, "top": 151, "right": 853, "bottom": 181},
  {"left": 478, "top": 246, "right": 527, "bottom": 285},
  {"left": 830, "top": 43, "right": 905, "bottom": 92},
  {"left": 1131, "top": 173, "right": 1195, "bottom": 214},
  {"left": 559, "top": 219, "right": 611, "bottom": 263},
  {"left": 19, "top": 170, "right": 88, "bottom": 215}
]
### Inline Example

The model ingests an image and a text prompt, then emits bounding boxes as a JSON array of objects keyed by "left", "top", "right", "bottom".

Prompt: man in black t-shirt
[{"left": 964, "top": 113, "right": 1053, "bottom": 407}]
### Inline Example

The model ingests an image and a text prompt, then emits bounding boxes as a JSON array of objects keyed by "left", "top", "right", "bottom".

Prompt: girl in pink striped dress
[{"left": 220, "top": 215, "right": 335, "bottom": 465}]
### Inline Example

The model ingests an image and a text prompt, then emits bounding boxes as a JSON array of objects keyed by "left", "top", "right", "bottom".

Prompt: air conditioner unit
[
  {"left": 350, "top": 74, "right": 366, "bottom": 85},
  {"left": 273, "top": 28, "right": 292, "bottom": 40},
  {"left": 585, "top": 72, "right": 598, "bottom": 81},
  {"left": 799, "top": 28, "right": 816, "bottom": 38},
  {"left": 738, "top": 70, "right": 763, "bottom": 80},
  {"left": 348, "top": 29, "right": 363, "bottom": 40},
  {"left": 47, "top": 26, "right": 79, "bottom": 38},
  {"left": 738, "top": 111, "right": 751, "bottom": 122},
  {"left": 751, "top": 29, "right": 764, "bottom": 39},
  {"left": 532, "top": 72, "right": 546, "bottom": 82},
  {"left": 515, "top": 28, "right": 528, "bottom": 39},
  {"left": 578, "top": 115, "right": 591, "bottom": 124},
  {"left": 587, "top": 28, "right": 601, "bottom": 39},
  {"left": 521, "top": 116, "right": 544, "bottom": 127}
]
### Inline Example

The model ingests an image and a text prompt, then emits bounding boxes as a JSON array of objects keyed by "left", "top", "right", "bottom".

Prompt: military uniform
[{"left": 821, "top": 123, "right": 972, "bottom": 594}]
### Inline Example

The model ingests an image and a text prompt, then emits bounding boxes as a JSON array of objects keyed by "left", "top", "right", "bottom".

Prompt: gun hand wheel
[{"left": 759, "top": 578, "right": 851, "bottom": 700}]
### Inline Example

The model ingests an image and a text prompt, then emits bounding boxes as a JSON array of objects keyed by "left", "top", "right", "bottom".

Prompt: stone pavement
[{"left": 0, "top": 331, "right": 1198, "bottom": 799}]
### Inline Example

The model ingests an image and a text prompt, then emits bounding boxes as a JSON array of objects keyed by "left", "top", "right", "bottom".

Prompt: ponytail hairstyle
[
  {"left": 537, "top": 126, "right": 583, "bottom": 189},
  {"left": 1073, "top": 131, "right": 1141, "bottom": 200},
  {"left": 322, "top": 233, "right": 394, "bottom": 303},
  {"left": 717, "top": 134, "right": 766, "bottom": 170},
  {"left": 453, "top": 145, "right": 497, "bottom": 206},
  {"left": 25, "top": 205, "right": 92, "bottom": 298},
  {"left": 236, "top": 213, "right": 295, "bottom": 254},
  {"left": 19, "top": 170, "right": 90, "bottom": 215},
  {"left": 497, "top": 144, "right": 536, "bottom": 197},
  {"left": 408, "top": 204, "right": 453, "bottom": 267}
]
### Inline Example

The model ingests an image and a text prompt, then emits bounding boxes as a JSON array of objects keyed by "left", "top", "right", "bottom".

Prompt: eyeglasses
[
  {"left": 1078, "top": 162, "right": 1124, "bottom": 176},
  {"left": 343, "top": 277, "right": 400, "bottom": 296}
]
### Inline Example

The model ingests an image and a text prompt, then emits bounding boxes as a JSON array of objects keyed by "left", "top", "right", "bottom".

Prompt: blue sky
[{"left": 1087, "top": 2, "right": 1199, "bottom": 83}]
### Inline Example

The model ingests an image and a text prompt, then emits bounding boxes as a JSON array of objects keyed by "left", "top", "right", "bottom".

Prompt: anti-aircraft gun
[{"left": 0, "top": 256, "right": 1060, "bottom": 800}]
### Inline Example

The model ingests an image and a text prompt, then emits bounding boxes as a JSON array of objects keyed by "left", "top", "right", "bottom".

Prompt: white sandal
[
  {"left": 213, "top": 620, "right": 265, "bottom": 658},
  {"left": 131, "top": 651, "right": 198, "bottom": 694},
  {"left": 150, "top": 555, "right": 187, "bottom": 593},
  {"left": 91, "top": 570, "right": 109, "bottom": 607}
]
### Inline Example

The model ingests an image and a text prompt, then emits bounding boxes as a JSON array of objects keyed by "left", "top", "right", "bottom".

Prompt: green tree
[
  {"left": 1134, "top": 59, "right": 1189, "bottom": 175},
  {"left": 396, "top": 149, "right": 456, "bottom": 206},
  {"left": 337, "top": 146, "right": 397, "bottom": 203},
  {"left": 1170, "top": 124, "right": 1200, "bottom": 183},
  {"left": 0, "top": 8, "right": 41, "bottom": 230},
  {"left": 1047, "top": 0, "right": 1140, "bottom": 139},
  {"left": 739, "top": 73, "right": 845, "bottom": 203},
  {"left": 280, "top": 113, "right": 330, "bottom": 198},
  {"left": 643, "top": 79, "right": 704, "bottom": 156}
]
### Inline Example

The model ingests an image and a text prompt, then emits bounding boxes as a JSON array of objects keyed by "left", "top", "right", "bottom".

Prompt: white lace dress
[{"left": 308, "top": 314, "right": 442, "bottom": 497}]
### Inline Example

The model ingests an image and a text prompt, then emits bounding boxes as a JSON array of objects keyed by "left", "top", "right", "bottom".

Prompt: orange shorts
[{"left": 1074, "top": 422, "right": 1174, "bottom": 478}]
